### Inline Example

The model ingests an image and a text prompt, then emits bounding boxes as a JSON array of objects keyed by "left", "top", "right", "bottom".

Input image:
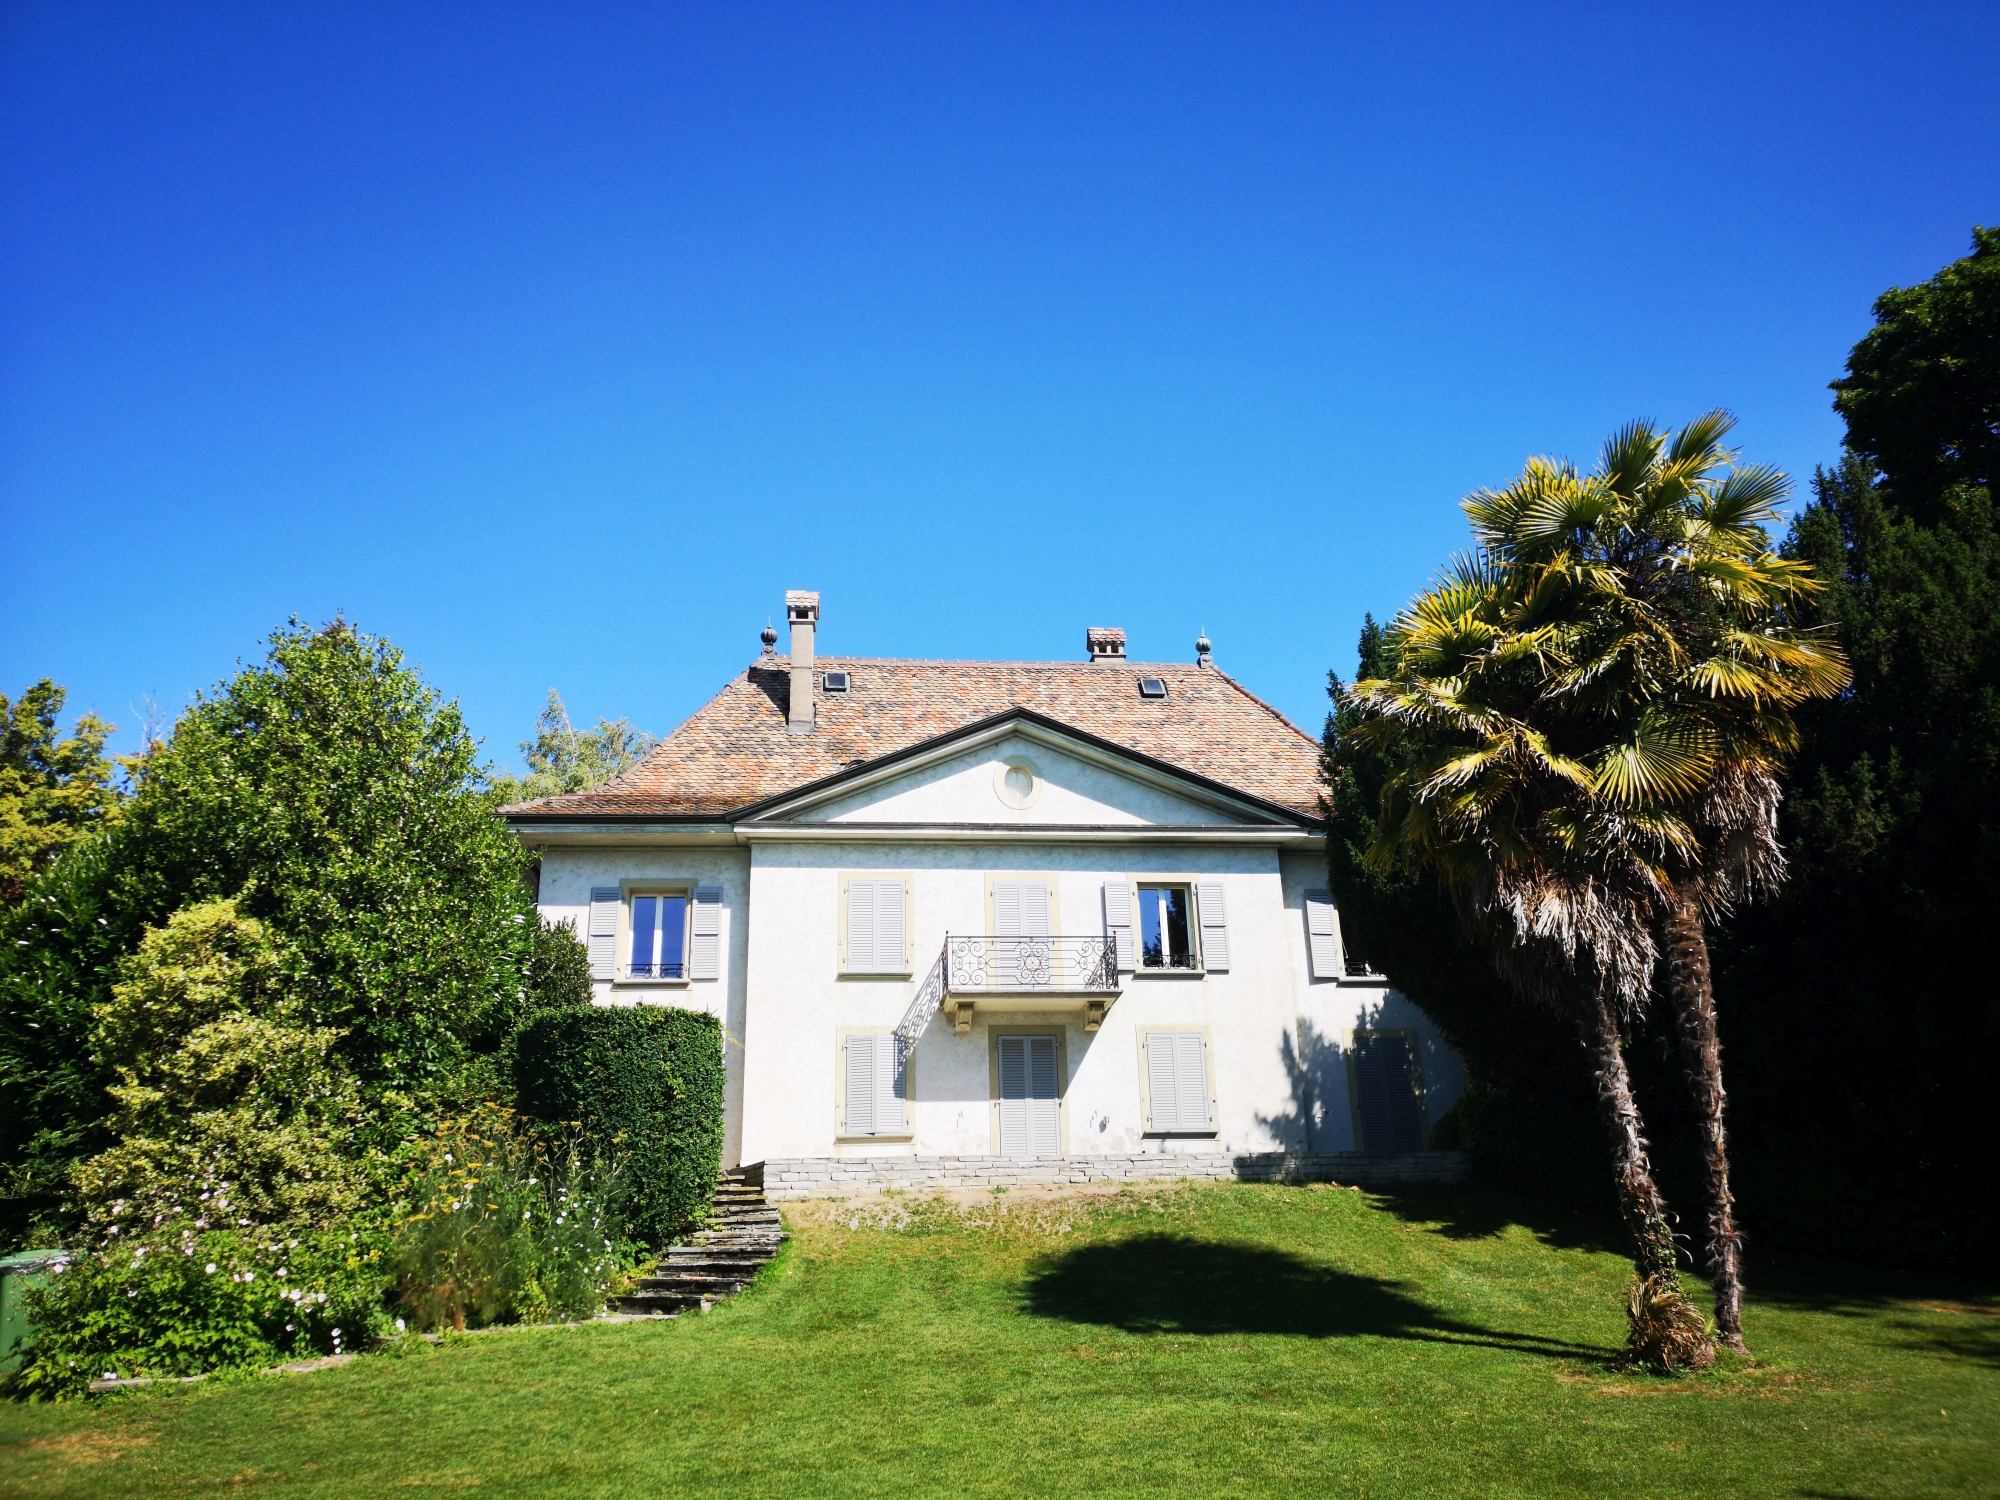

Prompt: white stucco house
[{"left": 504, "top": 593, "right": 1466, "bottom": 1198}]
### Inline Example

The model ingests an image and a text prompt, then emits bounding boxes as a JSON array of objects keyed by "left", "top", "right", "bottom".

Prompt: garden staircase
[{"left": 615, "top": 1167, "right": 784, "bottom": 1317}]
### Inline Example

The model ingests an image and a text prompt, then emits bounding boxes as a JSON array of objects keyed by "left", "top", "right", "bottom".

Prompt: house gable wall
[{"left": 783, "top": 734, "right": 1254, "bottom": 828}]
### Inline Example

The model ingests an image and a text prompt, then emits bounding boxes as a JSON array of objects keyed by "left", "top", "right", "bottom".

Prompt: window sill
[
  {"left": 613, "top": 977, "right": 692, "bottom": 989},
  {"left": 1142, "top": 1131, "right": 1219, "bottom": 1139},
  {"left": 1338, "top": 973, "right": 1389, "bottom": 986},
  {"left": 840, "top": 970, "right": 913, "bottom": 980},
  {"left": 836, "top": 1134, "right": 914, "bottom": 1144},
  {"left": 1133, "top": 967, "right": 1205, "bottom": 980}
]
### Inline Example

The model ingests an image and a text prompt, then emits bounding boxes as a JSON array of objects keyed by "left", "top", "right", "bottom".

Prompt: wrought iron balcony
[
  {"left": 941, "top": 935, "right": 1119, "bottom": 994},
  {"left": 897, "top": 935, "right": 1122, "bottom": 1050}
]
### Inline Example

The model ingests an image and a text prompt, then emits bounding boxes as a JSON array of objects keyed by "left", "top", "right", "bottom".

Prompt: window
[
  {"left": 1143, "top": 1032, "right": 1213, "bottom": 1133},
  {"left": 822, "top": 671, "right": 851, "bottom": 693},
  {"left": 628, "top": 892, "right": 689, "bottom": 979},
  {"left": 1138, "top": 884, "right": 1196, "bottom": 969},
  {"left": 1350, "top": 1031, "right": 1426, "bottom": 1153},
  {"left": 590, "top": 884, "right": 720, "bottom": 983},
  {"left": 995, "top": 1034, "right": 1061, "bottom": 1156},
  {"left": 1137, "top": 677, "right": 1168, "bottom": 699},
  {"left": 841, "top": 1033, "right": 908, "bottom": 1137},
  {"left": 843, "top": 877, "right": 910, "bottom": 973}
]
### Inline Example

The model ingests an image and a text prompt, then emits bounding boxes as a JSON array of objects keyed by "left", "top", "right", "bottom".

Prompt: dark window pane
[
  {"left": 1161, "top": 887, "right": 1193, "bottom": 968},
  {"left": 658, "top": 895, "right": 688, "bottom": 978},
  {"left": 1140, "top": 888, "right": 1166, "bottom": 967},
  {"left": 1353, "top": 1034, "right": 1424, "bottom": 1152},
  {"left": 629, "top": 896, "right": 657, "bottom": 973}
]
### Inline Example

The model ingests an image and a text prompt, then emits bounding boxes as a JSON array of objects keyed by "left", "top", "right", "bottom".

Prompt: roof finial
[
  {"left": 759, "top": 618, "right": 779, "bottom": 656},
  {"left": 1196, "top": 628, "right": 1212, "bottom": 667}
]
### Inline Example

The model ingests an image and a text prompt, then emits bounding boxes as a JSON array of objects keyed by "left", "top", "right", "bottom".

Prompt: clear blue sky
[{"left": 4, "top": 3, "right": 1996, "bottom": 771}]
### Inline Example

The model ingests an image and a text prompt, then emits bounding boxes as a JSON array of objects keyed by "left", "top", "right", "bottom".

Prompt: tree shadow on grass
[
  {"left": 1023, "top": 1234, "right": 1609, "bottom": 1360},
  {"left": 1363, "top": 1186, "right": 1628, "bottom": 1257}
]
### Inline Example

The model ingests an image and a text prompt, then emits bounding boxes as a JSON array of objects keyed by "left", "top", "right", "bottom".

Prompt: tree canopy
[
  {"left": 0, "top": 681, "right": 122, "bottom": 904},
  {"left": 0, "top": 620, "right": 586, "bottom": 1245}
]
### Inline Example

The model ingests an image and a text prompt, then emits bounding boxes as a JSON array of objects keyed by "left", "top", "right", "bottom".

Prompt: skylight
[
  {"left": 822, "top": 671, "right": 851, "bottom": 693},
  {"left": 1137, "top": 677, "right": 1168, "bottom": 699}
]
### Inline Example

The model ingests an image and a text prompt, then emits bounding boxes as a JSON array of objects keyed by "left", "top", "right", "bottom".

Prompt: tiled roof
[{"left": 503, "top": 657, "right": 1325, "bottom": 821}]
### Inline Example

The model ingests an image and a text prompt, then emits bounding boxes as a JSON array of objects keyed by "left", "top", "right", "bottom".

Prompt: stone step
[
  {"left": 639, "top": 1273, "right": 753, "bottom": 1292},
  {"left": 617, "top": 1289, "right": 706, "bottom": 1315},
  {"left": 667, "top": 1247, "right": 777, "bottom": 1264}
]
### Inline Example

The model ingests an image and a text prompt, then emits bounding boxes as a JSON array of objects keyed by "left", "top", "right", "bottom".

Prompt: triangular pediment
[{"left": 739, "top": 713, "right": 1300, "bottom": 828}]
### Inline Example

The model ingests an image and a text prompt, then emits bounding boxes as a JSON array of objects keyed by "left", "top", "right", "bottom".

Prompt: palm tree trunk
[
  {"left": 1664, "top": 885, "right": 1748, "bottom": 1354},
  {"left": 1577, "top": 987, "right": 1681, "bottom": 1280}
]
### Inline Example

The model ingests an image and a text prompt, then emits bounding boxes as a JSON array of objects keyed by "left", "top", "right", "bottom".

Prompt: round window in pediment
[{"left": 993, "top": 755, "right": 1044, "bottom": 810}]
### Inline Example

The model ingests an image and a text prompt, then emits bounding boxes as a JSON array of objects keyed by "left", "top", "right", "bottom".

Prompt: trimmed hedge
[{"left": 512, "top": 1006, "right": 725, "bottom": 1247}]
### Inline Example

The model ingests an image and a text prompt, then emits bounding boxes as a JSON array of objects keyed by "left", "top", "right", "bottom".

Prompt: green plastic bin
[{"left": 0, "top": 1249, "right": 69, "bottom": 1376}]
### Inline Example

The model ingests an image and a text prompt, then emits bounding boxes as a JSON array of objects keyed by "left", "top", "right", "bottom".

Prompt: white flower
[
  {"left": 205, "top": 1263, "right": 217, "bottom": 1274},
  {"left": 243, "top": 1271, "right": 254, "bottom": 1282},
  {"left": 395, "top": 1318, "right": 406, "bottom": 1332}
]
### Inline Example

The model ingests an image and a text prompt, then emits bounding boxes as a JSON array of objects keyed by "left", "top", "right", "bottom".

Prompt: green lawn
[{"left": 2, "top": 1182, "right": 1994, "bottom": 1498}]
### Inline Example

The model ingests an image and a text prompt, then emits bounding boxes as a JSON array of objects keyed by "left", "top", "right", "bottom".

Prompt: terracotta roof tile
[{"left": 503, "top": 657, "right": 1324, "bottom": 821}]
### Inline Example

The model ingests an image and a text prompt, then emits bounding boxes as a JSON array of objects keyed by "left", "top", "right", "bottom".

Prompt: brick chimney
[
  {"left": 786, "top": 591, "right": 820, "bottom": 732},
  {"left": 1086, "top": 627, "right": 1126, "bottom": 664}
]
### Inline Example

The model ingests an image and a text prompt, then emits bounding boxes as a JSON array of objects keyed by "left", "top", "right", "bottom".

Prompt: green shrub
[
  {"left": 9, "top": 1221, "right": 392, "bottom": 1399},
  {"left": 72, "top": 899, "right": 369, "bottom": 1237},
  {"left": 387, "top": 1105, "right": 626, "bottom": 1332},
  {"left": 513, "top": 1006, "right": 724, "bottom": 1246}
]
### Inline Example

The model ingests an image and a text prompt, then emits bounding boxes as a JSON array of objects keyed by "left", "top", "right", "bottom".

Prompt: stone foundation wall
[{"left": 745, "top": 1150, "right": 1469, "bottom": 1199}]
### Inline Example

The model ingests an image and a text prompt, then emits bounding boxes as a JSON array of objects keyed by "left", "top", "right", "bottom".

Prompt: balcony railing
[
  {"left": 897, "top": 935, "right": 1121, "bottom": 1051},
  {"left": 942, "top": 935, "right": 1119, "bottom": 994},
  {"left": 623, "top": 961, "right": 686, "bottom": 980}
]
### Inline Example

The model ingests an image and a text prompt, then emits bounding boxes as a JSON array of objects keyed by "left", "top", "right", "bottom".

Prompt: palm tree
[
  {"left": 1458, "top": 414, "right": 1848, "bottom": 1352},
  {"left": 1347, "top": 555, "right": 1714, "bottom": 1369},
  {"left": 1349, "top": 414, "right": 1848, "bottom": 1360}
]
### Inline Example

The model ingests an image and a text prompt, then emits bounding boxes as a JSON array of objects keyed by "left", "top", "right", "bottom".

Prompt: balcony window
[
  {"left": 629, "top": 892, "right": 689, "bottom": 980},
  {"left": 1138, "top": 883, "right": 1196, "bottom": 970}
]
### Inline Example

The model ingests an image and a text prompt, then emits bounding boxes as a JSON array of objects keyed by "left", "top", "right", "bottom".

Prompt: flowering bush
[
  {"left": 388, "top": 1105, "right": 627, "bottom": 1332},
  {"left": 8, "top": 1221, "right": 392, "bottom": 1399}
]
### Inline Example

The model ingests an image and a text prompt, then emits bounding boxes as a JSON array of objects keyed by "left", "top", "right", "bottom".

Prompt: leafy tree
[
  {"left": 0, "top": 681, "right": 122, "bottom": 904},
  {"left": 1714, "top": 228, "right": 2000, "bottom": 1272},
  {"left": 0, "top": 621, "right": 589, "bottom": 1247},
  {"left": 1830, "top": 226, "right": 1997, "bottom": 523},
  {"left": 73, "top": 899, "right": 366, "bottom": 1237},
  {"left": 492, "top": 691, "right": 656, "bottom": 804}
]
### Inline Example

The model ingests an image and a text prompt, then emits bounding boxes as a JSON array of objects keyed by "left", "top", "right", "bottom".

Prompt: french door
[{"left": 996, "top": 1034, "right": 1061, "bottom": 1156}]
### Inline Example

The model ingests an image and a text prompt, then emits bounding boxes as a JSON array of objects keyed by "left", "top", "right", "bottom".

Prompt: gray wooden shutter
[
  {"left": 875, "top": 1033, "right": 908, "bottom": 1134},
  {"left": 1174, "top": 1033, "right": 1211, "bottom": 1130},
  {"left": 998, "top": 1036, "right": 1027, "bottom": 1154},
  {"left": 689, "top": 885, "right": 723, "bottom": 980},
  {"left": 1103, "top": 880, "right": 1135, "bottom": 971},
  {"left": 994, "top": 882, "right": 1022, "bottom": 937},
  {"left": 1304, "top": 888, "right": 1340, "bottom": 979},
  {"left": 1021, "top": 883, "right": 1051, "bottom": 937},
  {"left": 845, "top": 1034, "right": 875, "bottom": 1136},
  {"left": 587, "top": 887, "right": 621, "bottom": 981},
  {"left": 847, "top": 880, "right": 876, "bottom": 970},
  {"left": 1197, "top": 880, "right": 1229, "bottom": 972},
  {"left": 1145, "top": 1033, "right": 1181, "bottom": 1131},
  {"left": 1028, "top": 1036, "right": 1059, "bottom": 1155},
  {"left": 1145, "top": 1033, "right": 1211, "bottom": 1132},
  {"left": 877, "top": 881, "right": 906, "bottom": 971}
]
